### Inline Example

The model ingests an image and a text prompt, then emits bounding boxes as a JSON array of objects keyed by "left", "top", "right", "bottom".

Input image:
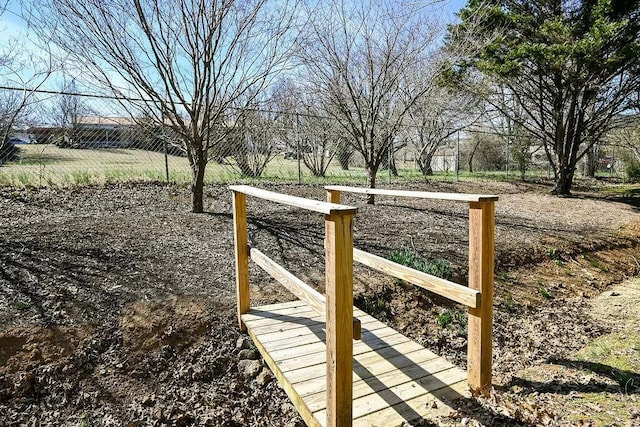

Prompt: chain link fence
[{"left": 0, "top": 87, "right": 627, "bottom": 188}]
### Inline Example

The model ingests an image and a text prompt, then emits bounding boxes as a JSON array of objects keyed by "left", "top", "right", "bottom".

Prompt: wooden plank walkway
[{"left": 242, "top": 300, "right": 470, "bottom": 427}]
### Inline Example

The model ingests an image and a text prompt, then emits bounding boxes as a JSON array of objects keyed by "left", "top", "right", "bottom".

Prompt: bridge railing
[
  {"left": 230, "top": 184, "right": 358, "bottom": 426},
  {"left": 325, "top": 185, "right": 498, "bottom": 396}
]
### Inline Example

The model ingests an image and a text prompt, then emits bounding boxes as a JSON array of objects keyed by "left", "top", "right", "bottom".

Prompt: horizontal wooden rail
[
  {"left": 250, "top": 247, "right": 361, "bottom": 340},
  {"left": 353, "top": 248, "right": 481, "bottom": 309},
  {"left": 231, "top": 185, "right": 357, "bottom": 215},
  {"left": 325, "top": 185, "right": 499, "bottom": 203}
]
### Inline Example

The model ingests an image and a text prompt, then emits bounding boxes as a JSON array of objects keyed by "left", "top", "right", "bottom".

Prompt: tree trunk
[
  {"left": 417, "top": 153, "right": 434, "bottom": 176},
  {"left": 552, "top": 165, "right": 574, "bottom": 195},
  {"left": 191, "top": 156, "right": 207, "bottom": 213},
  {"left": 389, "top": 154, "right": 398, "bottom": 176},
  {"left": 366, "top": 167, "right": 377, "bottom": 205},
  {"left": 584, "top": 145, "right": 597, "bottom": 178}
]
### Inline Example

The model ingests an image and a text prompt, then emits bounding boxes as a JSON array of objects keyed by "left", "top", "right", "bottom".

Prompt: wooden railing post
[
  {"left": 467, "top": 201, "right": 495, "bottom": 395},
  {"left": 325, "top": 211, "right": 354, "bottom": 426},
  {"left": 327, "top": 189, "right": 341, "bottom": 204},
  {"left": 233, "top": 190, "right": 250, "bottom": 331}
]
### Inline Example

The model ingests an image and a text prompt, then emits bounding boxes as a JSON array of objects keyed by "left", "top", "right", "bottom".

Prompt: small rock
[
  {"left": 430, "top": 400, "right": 438, "bottom": 409},
  {"left": 461, "top": 417, "right": 470, "bottom": 426},
  {"left": 236, "top": 337, "right": 251, "bottom": 351},
  {"left": 608, "top": 291, "right": 620, "bottom": 297},
  {"left": 238, "top": 359, "right": 261, "bottom": 379},
  {"left": 142, "top": 394, "right": 156, "bottom": 407},
  {"left": 238, "top": 349, "right": 259, "bottom": 360},
  {"left": 256, "top": 368, "right": 274, "bottom": 386}
]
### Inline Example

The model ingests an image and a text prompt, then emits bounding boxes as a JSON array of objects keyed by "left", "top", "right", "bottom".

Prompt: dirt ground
[{"left": 1, "top": 180, "right": 639, "bottom": 426}]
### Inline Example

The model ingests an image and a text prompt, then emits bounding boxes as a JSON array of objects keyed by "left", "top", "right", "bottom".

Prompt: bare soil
[{"left": 1, "top": 180, "right": 639, "bottom": 426}]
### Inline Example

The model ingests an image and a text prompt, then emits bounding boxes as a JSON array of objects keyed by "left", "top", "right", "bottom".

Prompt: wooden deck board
[{"left": 242, "top": 301, "right": 470, "bottom": 426}]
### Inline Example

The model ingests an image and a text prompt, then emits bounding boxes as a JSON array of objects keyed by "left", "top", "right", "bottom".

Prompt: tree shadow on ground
[
  {"left": 501, "top": 358, "right": 639, "bottom": 395},
  {"left": 0, "top": 233, "right": 167, "bottom": 326}
]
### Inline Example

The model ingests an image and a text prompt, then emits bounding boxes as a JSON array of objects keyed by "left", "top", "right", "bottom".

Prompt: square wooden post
[
  {"left": 467, "top": 201, "right": 495, "bottom": 395},
  {"left": 233, "top": 191, "right": 250, "bottom": 331},
  {"left": 325, "top": 211, "right": 354, "bottom": 426},
  {"left": 327, "top": 189, "right": 341, "bottom": 204}
]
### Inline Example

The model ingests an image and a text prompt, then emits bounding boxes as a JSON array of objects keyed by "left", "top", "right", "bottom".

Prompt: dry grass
[{"left": 0, "top": 144, "right": 420, "bottom": 187}]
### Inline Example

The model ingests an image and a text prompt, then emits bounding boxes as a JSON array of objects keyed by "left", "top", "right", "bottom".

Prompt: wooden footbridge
[{"left": 230, "top": 185, "right": 498, "bottom": 426}]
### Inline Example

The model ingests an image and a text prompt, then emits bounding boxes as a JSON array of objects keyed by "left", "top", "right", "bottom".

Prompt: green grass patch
[
  {"left": 387, "top": 248, "right": 452, "bottom": 280},
  {"left": 14, "top": 301, "right": 30, "bottom": 311},
  {"left": 563, "top": 332, "right": 640, "bottom": 424},
  {"left": 436, "top": 308, "right": 467, "bottom": 334},
  {"left": 565, "top": 392, "right": 638, "bottom": 425},
  {"left": 538, "top": 286, "right": 553, "bottom": 299},
  {"left": 582, "top": 253, "right": 609, "bottom": 272},
  {"left": 575, "top": 332, "right": 640, "bottom": 390}
]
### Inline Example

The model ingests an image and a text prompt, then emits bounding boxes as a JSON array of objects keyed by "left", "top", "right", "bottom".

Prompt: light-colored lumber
[
  {"left": 249, "top": 247, "right": 361, "bottom": 339},
  {"left": 291, "top": 346, "right": 440, "bottom": 398},
  {"left": 351, "top": 380, "right": 469, "bottom": 427},
  {"left": 354, "top": 248, "right": 481, "bottom": 308},
  {"left": 251, "top": 247, "right": 326, "bottom": 313},
  {"left": 327, "top": 189, "right": 341, "bottom": 204},
  {"left": 467, "top": 201, "right": 495, "bottom": 395},
  {"left": 285, "top": 347, "right": 430, "bottom": 388},
  {"left": 324, "top": 211, "right": 355, "bottom": 426},
  {"left": 233, "top": 190, "right": 250, "bottom": 330},
  {"left": 244, "top": 317, "right": 321, "bottom": 427},
  {"left": 242, "top": 301, "right": 469, "bottom": 426},
  {"left": 324, "top": 185, "right": 499, "bottom": 203},
  {"left": 314, "top": 367, "right": 467, "bottom": 421},
  {"left": 244, "top": 313, "right": 325, "bottom": 336},
  {"left": 269, "top": 328, "right": 402, "bottom": 364},
  {"left": 243, "top": 300, "right": 307, "bottom": 314},
  {"left": 303, "top": 350, "right": 458, "bottom": 410},
  {"left": 241, "top": 304, "right": 318, "bottom": 325},
  {"left": 229, "top": 185, "right": 357, "bottom": 215},
  {"left": 277, "top": 337, "right": 425, "bottom": 376},
  {"left": 247, "top": 313, "right": 385, "bottom": 348}
]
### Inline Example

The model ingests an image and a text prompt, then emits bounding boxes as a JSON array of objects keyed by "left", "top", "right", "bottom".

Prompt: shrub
[{"left": 626, "top": 159, "right": 640, "bottom": 183}]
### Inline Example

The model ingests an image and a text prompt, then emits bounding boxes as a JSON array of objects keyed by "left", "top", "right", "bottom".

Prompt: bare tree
[
  {"left": 406, "top": 82, "right": 480, "bottom": 176},
  {"left": 28, "top": 0, "right": 299, "bottom": 212},
  {"left": 48, "top": 77, "right": 88, "bottom": 147},
  {"left": 298, "top": 0, "right": 439, "bottom": 203},
  {"left": 0, "top": 4, "right": 57, "bottom": 160},
  {"left": 271, "top": 80, "right": 339, "bottom": 177},
  {"left": 229, "top": 105, "right": 280, "bottom": 178}
]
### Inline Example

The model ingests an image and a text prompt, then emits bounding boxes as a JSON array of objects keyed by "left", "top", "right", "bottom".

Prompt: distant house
[
  {"left": 73, "top": 116, "right": 138, "bottom": 148},
  {"left": 25, "top": 126, "right": 59, "bottom": 144}
]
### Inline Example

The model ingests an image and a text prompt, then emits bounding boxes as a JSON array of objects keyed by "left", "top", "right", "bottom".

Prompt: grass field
[
  {"left": 0, "top": 143, "right": 622, "bottom": 188},
  {"left": 0, "top": 144, "right": 440, "bottom": 187}
]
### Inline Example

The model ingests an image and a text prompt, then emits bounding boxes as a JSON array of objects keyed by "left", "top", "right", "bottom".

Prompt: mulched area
[{"left": 1, "top": 180, "right": 639, "bottom": 426}]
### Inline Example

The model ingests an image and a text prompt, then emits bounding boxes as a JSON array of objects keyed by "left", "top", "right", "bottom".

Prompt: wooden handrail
[
  {"left": 231, "top": 185, "right": 357, "bottom": 215},
  {"left": 325, "top": 185, "right": 499, "bottom": 203},
  {"left": 327, "top": 186, "right": 497, "bottom": 397},
  {"left": 232, "top": 185, "right": 357, "bottom": 425},
  {"left": 353, "top": 248, "right": 481, "bottom": 308},
  {"left": 250, "top": 247, "right": 361, "bottom": 340}
]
